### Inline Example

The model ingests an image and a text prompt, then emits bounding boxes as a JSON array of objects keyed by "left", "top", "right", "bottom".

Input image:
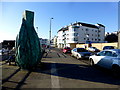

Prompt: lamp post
[{"left": 49, "top": 18, "right": 53, "bottom": 51}]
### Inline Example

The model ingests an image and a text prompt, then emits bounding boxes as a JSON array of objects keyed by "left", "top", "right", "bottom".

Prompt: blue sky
[{"left": 0, "top": 2, "right": 118, "bottom": 42}]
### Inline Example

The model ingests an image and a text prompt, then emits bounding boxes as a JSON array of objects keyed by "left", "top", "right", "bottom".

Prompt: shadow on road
[{"left": 36, "top": 62, "right": 120, "bottom": 85}]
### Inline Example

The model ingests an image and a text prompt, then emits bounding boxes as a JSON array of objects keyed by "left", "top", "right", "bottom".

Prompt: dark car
[
  {"left": 103, "top": 46, "right": 114, "bottom": 50},
  {"left": 63, "top": 47, "right": 71, "bottom": 53}
]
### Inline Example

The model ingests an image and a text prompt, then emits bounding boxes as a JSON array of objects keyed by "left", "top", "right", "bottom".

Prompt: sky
[{"left": 0, "top": 2, "right": 118, "bottom": 43}]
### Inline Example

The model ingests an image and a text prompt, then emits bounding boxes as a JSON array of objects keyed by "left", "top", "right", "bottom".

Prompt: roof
[
  {"left": 57, "top": 22, "right": 105, "bottom": 33},
  {"left": 57, "top": 26, "right": 68, "bottom": 33},
  {"left": 97, "top": 23, "right": 105, "bottom": 27},
  {"left": 74, "top": 22, "right": 99, "bottom": 29}
]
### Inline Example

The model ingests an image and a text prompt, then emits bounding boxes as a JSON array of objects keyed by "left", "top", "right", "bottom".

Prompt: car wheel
[
  {"left": 90, "top": 59, "right": 94, "bottom": 66},
  {"left": 76, "top": 55, "right": 80, "bottom": 60},
  {"left": 112, "top": 65, "right": 120, "bottom": 78}
]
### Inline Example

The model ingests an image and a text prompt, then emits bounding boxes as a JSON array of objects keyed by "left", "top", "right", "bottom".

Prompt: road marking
[{"left": 51, "top": 62, "right": 60, "bottom": 89}]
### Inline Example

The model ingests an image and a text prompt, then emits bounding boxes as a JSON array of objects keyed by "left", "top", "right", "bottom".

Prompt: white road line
[{"left": 51, "top": 62, "right": 60, "bottom": 89}]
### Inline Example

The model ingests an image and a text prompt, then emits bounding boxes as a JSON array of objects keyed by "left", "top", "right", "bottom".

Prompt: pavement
[{"left": 1, "top": 48, "right": 120, "bottom": 89}]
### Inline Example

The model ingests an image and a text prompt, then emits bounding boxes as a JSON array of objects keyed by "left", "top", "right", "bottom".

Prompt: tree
[{"left": 105, "top": 33, "right": 118, "bottom": 43}]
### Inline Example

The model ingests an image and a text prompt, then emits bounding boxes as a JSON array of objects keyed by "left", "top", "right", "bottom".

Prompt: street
[{"left": 2, "top": 48, "right": 120, "bottom": 89}]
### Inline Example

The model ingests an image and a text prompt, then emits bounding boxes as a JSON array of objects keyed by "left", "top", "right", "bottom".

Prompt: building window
[
  {"left": 74, "top": 28, "right": 78, "bottom": 31},
  {"left": 74, "top": 38, "right": 78, "bottom": 41},
  {"left": 98, "top": 39, "right": 101, "bottom": 41},
  {"left": 74, "top": 33, "right": 78, "bottom": 36}
]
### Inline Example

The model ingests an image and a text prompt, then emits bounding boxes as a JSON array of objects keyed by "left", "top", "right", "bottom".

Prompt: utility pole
[{"left": 49, "top": 18, "right": 54, "bottom": 51}]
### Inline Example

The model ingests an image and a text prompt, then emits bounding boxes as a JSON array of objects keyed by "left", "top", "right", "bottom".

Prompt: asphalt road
[{"left": 2, "top": 48, "right": 120, "bottom": 89}]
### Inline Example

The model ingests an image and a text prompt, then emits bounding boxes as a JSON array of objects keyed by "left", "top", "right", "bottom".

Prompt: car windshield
[{"left": 77, "top": 48, "right": 88, "bottom": 52}]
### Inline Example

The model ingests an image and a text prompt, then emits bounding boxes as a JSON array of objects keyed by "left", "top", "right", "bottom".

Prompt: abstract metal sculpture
[{"left": 15, "top": 10, "right": 42, "bottom": 69}]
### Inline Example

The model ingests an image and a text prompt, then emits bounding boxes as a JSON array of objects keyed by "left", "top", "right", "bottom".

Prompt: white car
[
  {"left": 88, "top": 47, "right": 100, "bottom": 52},
  {"left": 89, "top": 49, "right": 120, "bottom": 76},
  {"left": 71, "top": 48, "right": 92, "bottom": 59}
]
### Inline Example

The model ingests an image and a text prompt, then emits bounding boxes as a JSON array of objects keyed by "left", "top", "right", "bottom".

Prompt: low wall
[{"left": 76, "top": 42, "right": 118, "bottom": 50}]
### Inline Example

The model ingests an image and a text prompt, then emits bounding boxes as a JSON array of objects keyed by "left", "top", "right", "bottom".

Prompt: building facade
[
  {"left": 57, "top": 22, "right": 105, "bottom": 48},
  {"left": 39, "top": 38, "right": 49, "bottom": 46},
  {"left": 52, "top": 36, "right": 58, "bottom": 47}
]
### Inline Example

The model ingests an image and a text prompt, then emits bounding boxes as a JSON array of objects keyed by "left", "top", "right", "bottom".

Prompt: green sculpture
[{"left": 15, "top": 10, "right": 42, "bottom": 70}]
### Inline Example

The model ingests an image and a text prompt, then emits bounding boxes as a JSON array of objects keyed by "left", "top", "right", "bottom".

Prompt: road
[{"left": 2, "top": 48, "right": 120, "bottom": 89}]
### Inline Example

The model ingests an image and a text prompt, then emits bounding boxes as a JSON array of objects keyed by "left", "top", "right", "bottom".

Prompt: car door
[
  {"left": 93, "top": 51, "right": 106, "bottom": 65},
  {"left": 100, "top": 51, "right": 117, "bottom": 69}
]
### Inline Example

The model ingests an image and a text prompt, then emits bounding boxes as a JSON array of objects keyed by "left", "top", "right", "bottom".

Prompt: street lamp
[{"left": 49, "top": 18, "right": 54, "bottom": 51}]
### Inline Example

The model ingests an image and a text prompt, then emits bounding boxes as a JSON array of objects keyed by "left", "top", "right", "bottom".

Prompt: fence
[{"left": 76, "top": 42, "right": 118, "bottom": 50}]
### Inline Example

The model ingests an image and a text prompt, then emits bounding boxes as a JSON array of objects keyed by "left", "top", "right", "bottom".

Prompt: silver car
[
  {"left": 89, "top": 49, "right": 120, "bottom": 76},
  {"left": 71, "top": 48, "right": 92, "bottom": 59}
]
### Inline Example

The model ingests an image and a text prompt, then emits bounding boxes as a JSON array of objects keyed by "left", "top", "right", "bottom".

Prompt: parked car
[
  {"left": 103, "top": 46, "right": 114, "bottom": 50},
  {"left": 89, "top": 49, "right": 120, "bottom": 76},
  {"left": 71, "top": 48, "right": 92, "bottom": 59},
  {"left": 63, "top": 47, "right": 71, "bottom": 53},
  {"left": 88, "top": 47, "right": 100, "bottom": 52}
]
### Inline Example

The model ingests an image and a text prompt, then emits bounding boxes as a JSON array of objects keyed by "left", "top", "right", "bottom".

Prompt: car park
[
  {"left": 88, "top": 47, "right": 100, "bottom": 52},
  {"left": 103, "top": 46, "right": 114, "bottom": 50},
  {"left": 89, "top": 49, "right": 120, "bottom": 76},
  {"left": 63, "top": 47, "right": 71, "bottom": 53},
  {"left": 71, "top": 48, "right": 92, "bottom": 59}
]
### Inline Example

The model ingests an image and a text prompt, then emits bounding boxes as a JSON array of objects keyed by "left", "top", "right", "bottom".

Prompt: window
[
  {"left": 98, "top": 39, "right": 101, "bottom": 41},
  {"left": 67, "top": 38, "right": 69, "bottom": 40},
  {"left": 104, "top": 51, "right": 113, "bottom": 56},
  {"left": 97, "top": 51, "right": 105, "bottom": 56},
  {"left": 74, "top": 38, "right": 78, "bottom": 41},
  {"left": 74, "top": 28, "right": 78, "bottom": 31},
  {"left": 73, "top": 48, "right": 77, "bottom": 52},
  {"left": 112, "top": 53, "right": 118, "bottom": 57},
  {"left": 74, "top": 33, "right": 78, "bottom": 36}
]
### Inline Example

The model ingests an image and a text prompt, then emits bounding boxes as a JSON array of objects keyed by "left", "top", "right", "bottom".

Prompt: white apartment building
[
  {"left": 52, "top": 36, "right": 58, "bottom": 47},
  {"left": 57, "top": 22, "right": 105, "bottom": 48}
]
